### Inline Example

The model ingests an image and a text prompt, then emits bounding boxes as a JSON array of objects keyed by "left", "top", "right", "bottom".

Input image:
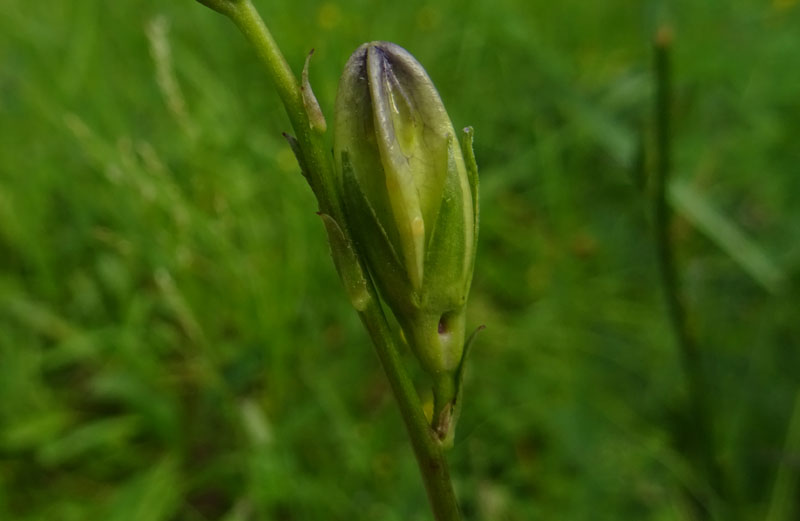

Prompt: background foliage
[{"left": 1, "top": 0, "right": 799, "bottom": 520}]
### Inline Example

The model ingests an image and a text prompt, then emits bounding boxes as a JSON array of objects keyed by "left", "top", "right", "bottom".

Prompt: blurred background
[{"left": 1, "top": 0, "right": 799, "bottom": 520}]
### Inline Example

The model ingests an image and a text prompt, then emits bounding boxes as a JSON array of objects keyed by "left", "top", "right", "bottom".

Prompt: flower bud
[{"left": 333, "top": 42, "right": 478, "bottom": 397}]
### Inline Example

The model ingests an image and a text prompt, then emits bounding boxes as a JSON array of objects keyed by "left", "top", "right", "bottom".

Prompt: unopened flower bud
[{"left": 333, "top": 42, "right": 479, "bottom": 405}]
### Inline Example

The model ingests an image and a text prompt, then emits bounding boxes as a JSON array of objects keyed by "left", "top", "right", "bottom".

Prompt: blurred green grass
[{"left": 1, "top": 0, "right": 799, "bottom": 520}]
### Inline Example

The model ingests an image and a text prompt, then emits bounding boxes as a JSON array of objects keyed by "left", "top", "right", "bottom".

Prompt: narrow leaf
[{"left": 302, "top": 49, "right": 327, "bottom": 133}]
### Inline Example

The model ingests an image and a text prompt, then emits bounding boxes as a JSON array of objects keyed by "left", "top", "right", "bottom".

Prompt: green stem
[
  {"left": 358, "top": 301, "right": 462, "bottom": 521},
  {"left": 194, "top": 1, "right": 462, "bottom": 518},
  {"left": 652, "top": 27, "right": 727, "bottom": 518}
]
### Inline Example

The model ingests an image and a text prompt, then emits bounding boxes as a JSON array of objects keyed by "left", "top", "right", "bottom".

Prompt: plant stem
[
  {"left": 652, "top": 26, "right": 726, "bottom": 518},
  {"left": 194, "top": 1, "right": 462, "bottom": 518},
  {"left": 358, "top": 302, "right": 462, "bottom": 521}
]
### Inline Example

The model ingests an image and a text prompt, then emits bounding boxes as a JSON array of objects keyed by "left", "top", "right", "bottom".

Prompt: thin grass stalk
[{"left": 651, "top": 26, "right": 728, "bottom": 520}]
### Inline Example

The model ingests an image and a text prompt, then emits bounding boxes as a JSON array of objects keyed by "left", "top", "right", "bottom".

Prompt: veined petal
[{"left": 367, "top": 45, "right": 426, "bottom": 290}]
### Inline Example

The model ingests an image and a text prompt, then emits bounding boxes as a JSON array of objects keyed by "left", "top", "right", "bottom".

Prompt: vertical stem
[{"left": 652, "top": 27, "right": 726, "bottom": 518}]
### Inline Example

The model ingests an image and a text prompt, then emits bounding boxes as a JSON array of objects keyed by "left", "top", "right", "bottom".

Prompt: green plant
[{"left": 193, "top": 1, "right": 479, "bottom": 518}]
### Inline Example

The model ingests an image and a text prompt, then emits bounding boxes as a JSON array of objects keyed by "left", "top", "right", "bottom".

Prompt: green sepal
[
  {"left": 340, "top": 151, "right": 414, "bottom": 312},
  {"left": 422, "top": 135, "right": 470, "bottom": 310},
  {"left": 434, "top": 324, "right": 484, "bottom": 449},
  {"left": 460, "top": 127, "right": 479, "bottom": 230},
  {"left": 392, "top": 136, "right": 472, "bottom": 379},
  {"left": 460, "top": 126, "right": 480, "bottom": 281},
  {"left": 319, "top": 213, "right": 370, "bottom": 311}
]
